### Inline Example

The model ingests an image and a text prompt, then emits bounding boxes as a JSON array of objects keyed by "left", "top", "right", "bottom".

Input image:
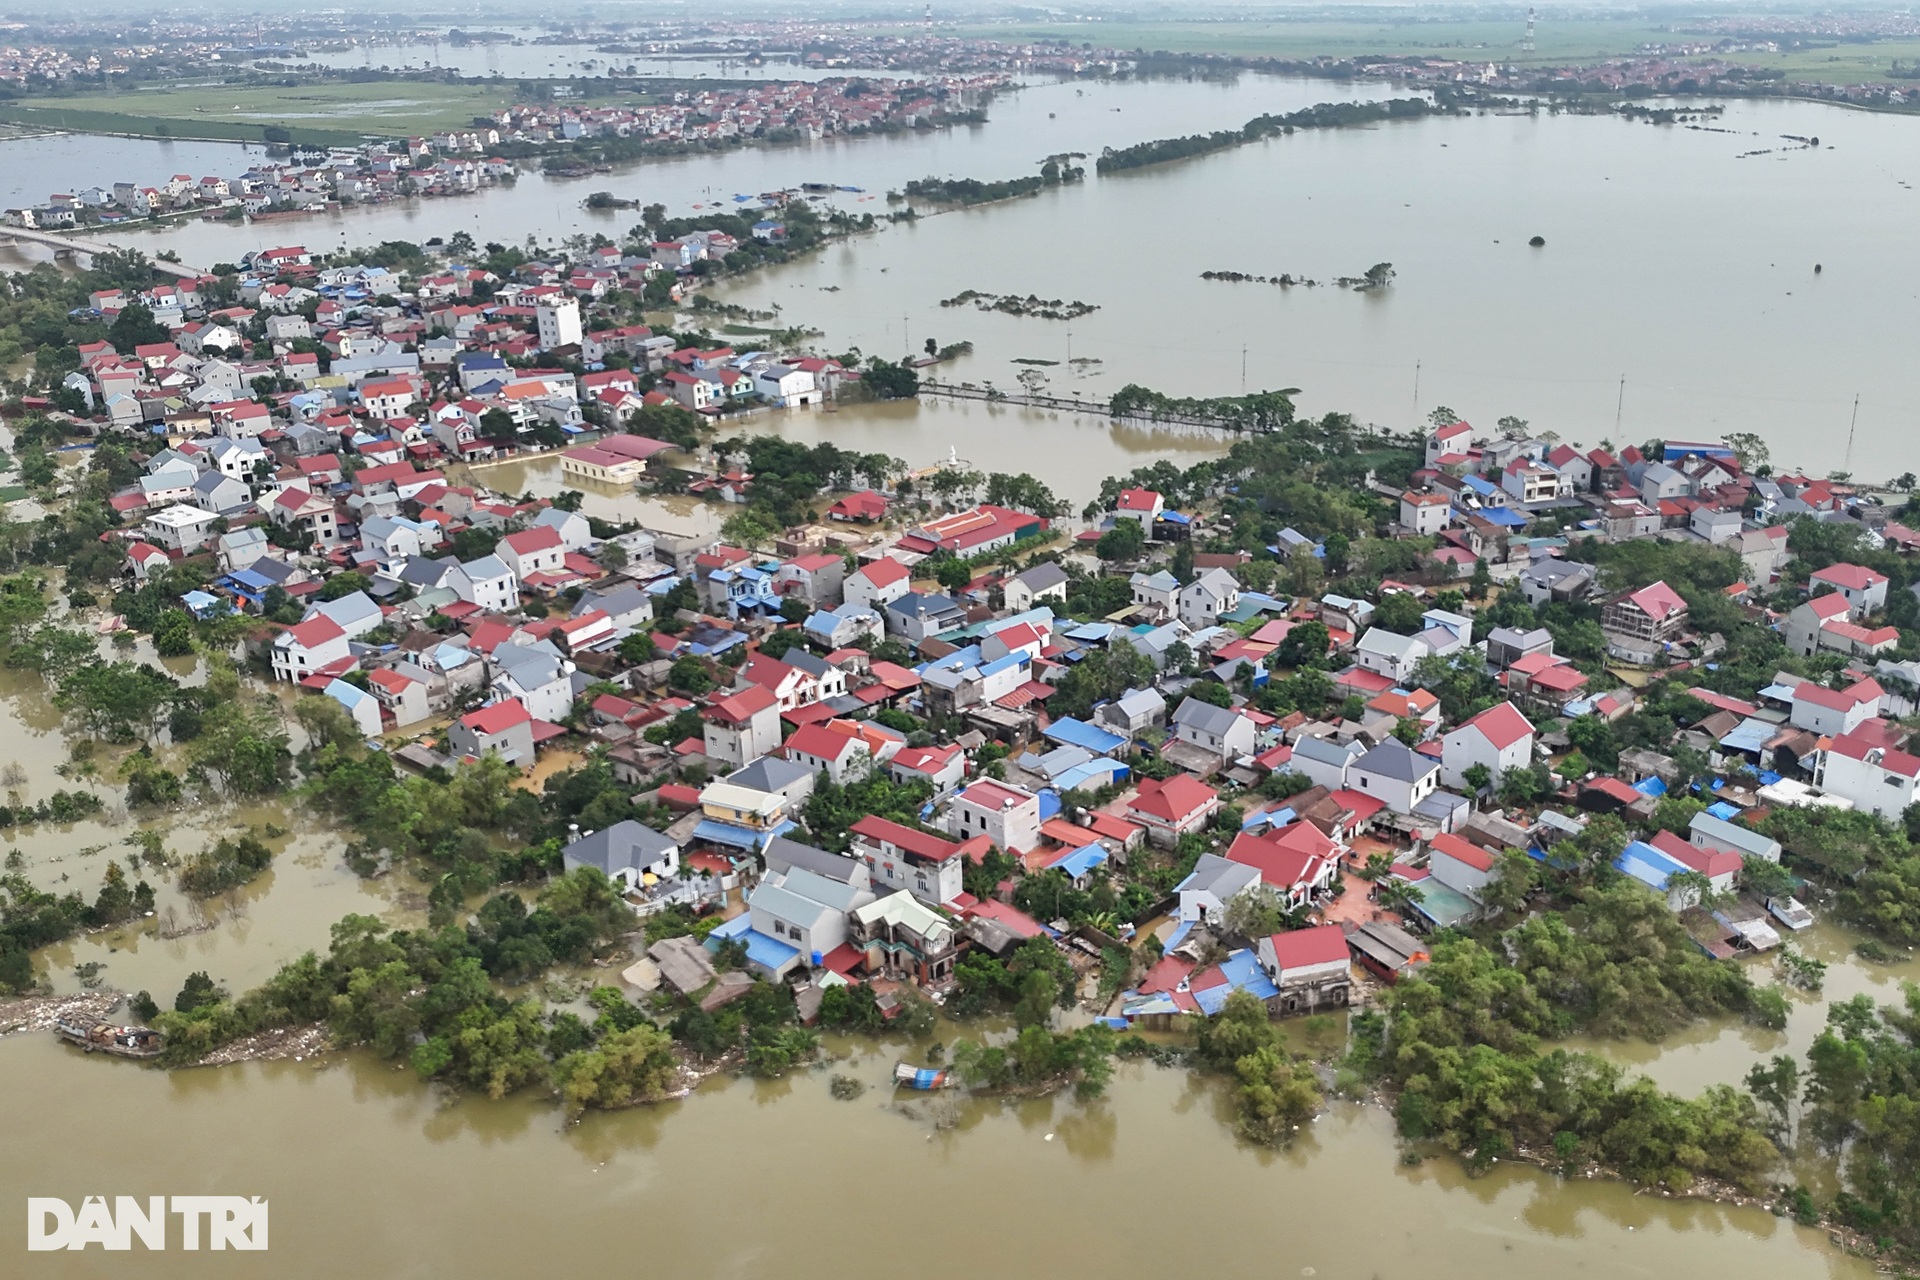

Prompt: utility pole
[
  {"left": 1845, "top": 393, "right": 1861, "bottom": 474},
  {"left": 1066, "top": 328, "right": 1072, "bottom": 364},
  {"left": 1615, "top": 375, "right": 1626, "bottom": 435},
  {"left": 1411, "top": 360, "right": 1421, "bottom": 428},
  {"left": 1241, "top": 344, "right": 1247, "bottom": 395}
]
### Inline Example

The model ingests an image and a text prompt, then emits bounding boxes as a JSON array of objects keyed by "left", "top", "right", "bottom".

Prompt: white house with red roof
[
  {"left": 1790, "top": 676, "right": 1883, "bottom": 736},
  {"left": 1399, "top": 489, "right": 1451, "bottom": 536},
  {"left": 945, "top": 779, "right": 1042, "bottom": 856},
  {"left": 367, "top": 666, "right": 431, "bottom": 728},
  {"left": 703, "top": 683, "right": 782, "bottom": 768},
  {"left": 844, "top": 556, "right": 912, "bottom": 610},
  {"left": 358, "top": 378, "right": 420, "bottom": 421},
  {"left": 784, "top": 722, "right": 872, "bottom": 785},
  {"left": 1809, "top": 563, "right": 1890, "bottom": 616},
  {"left": 270, "top": 616, "right": 351, "bottom": 683},
  {"left": 888, "top": 743, "right": 966, "bottom": 796},
  {"left": 268, "top": 485, "right": 339, "bottom": 546},
  {"left": 448, "top": 699, "right": 535, "bottom": 764},
  {"left": 1226, "top": 823, "right": 1340, "bottom": 908},
  {"left": 1255, "top": 924, "right": 1353, "bottom": 1013},
  {"left": 849, "top": 816, "right": 966, "bottom": 907},
  {"left": 1113, "top": 487, "right": 1163, "bottom": 532},
  {"left": 1424, "top": 420, "right": 1473, "bottom": 467},
  {"left": 1786, "top": 591, "right": 1900, "bottom": 660},
  {"left": 1427, "top": 831, "right": 1496, "bottom": 899},
  {"left": 123, "top": 541, "right": 170, "bottom": 582},
  {"left": 1440, "top": 700, "right": 1536, "bottom": 789},
  {"left": 497, "top": 525, "right": 565, "bottom": 584},
  {"left": 1125, "top": 774, "right": 1221, "bottom": 849},
  {"left": 1814, "top": 725, "right": 1920, "bottom": 819}
]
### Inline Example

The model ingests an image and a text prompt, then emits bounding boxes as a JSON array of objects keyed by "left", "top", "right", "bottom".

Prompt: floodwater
[
  {"left": 8, "top": 78, "right": 1909, "bottom": 477},
  {"left": 714, "top": 94, "right": 1920, "bottom": 477},
  {"left": 0, "top": 1033, "right": 1875, "bottom": 1279},
  {"left": 20, "top": 74, "right": 1382, "bottom": 266},
  {"left": 467, "top": 399, "right": 1230, "bottom": 518},
  {"left": 0, "top": 135, "right": 276, "bottom": 212},
  {"left": 0, "top": 647, "right": 1897, "bottom": 1276},
  {"left": 1571, "top": 920, "right": 1920, "bottom": 1099}
]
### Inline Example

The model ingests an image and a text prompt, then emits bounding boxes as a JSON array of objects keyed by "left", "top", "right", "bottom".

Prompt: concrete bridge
[{"left": 0, "top": 225, "right": 205, "bottom": 279}]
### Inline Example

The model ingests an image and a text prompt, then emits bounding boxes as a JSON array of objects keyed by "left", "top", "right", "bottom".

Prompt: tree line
[{"left": 1095, "top": 96, "right": 1448, "bottom": 175}]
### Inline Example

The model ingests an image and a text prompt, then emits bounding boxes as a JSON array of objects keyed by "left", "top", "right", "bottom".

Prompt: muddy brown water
[{"left": 0, "top": 666, "right": 1897, "bottom": 1276}]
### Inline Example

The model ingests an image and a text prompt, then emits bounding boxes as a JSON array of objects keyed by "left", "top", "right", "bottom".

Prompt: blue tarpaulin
[
  {"left": 1633, "top": 777, "right": 1667, "bottom": 797},
  {"left": 1706, "top": 801, "right": 1742, "bottom": 821}
]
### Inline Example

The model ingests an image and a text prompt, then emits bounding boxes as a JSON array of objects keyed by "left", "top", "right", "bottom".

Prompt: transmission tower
[{"left": 1521, "top": 8, "right": 1536, "bottom": 54}]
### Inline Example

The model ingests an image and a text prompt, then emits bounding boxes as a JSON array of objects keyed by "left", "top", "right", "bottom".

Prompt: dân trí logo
[{"left": 27, "top": 1196, "right": 268, "bottom": 1251}]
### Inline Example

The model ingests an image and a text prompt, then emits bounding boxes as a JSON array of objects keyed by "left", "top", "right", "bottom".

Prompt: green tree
[{"left": 553, "top": 1022, "right": 679, "bottom": 1118}]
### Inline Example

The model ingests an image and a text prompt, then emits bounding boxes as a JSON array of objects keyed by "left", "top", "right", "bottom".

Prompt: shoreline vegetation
[
  {"left": 1095, "top": 95, "right": 1448, "bottom": 175},
  {"left": 895, "top": 156, "right": 1085, "bottom": 209},
  {"left": 1202, "top": 263, "right": 1396, "bottom": 291},
  {"left": 938, "top": 290, "right": 1099, "bottom": 321}
]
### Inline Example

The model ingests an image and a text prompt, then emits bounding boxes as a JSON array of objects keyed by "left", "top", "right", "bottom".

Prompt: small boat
[
  {"left": 893, "top": 1061, "right": 952, "bottom": 1090},
  {"left": 1767, "top": 896, "right": 1815, "bottom": 930},
  {"left": 55, "top": 1020, "right": 163, "bottom": 1059}
]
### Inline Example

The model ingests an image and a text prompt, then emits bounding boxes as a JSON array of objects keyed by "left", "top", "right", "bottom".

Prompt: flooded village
[{"left": 2, "top": 11, "right": 1920, "bottom": 1278}]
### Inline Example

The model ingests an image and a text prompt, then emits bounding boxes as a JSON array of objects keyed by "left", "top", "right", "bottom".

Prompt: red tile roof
[
  {"left": 1430, "top": 831, "right": 1494, "bottom": 873},
  {"left": 1129, "top": 774, "right": 1218, "bottom": 824},
  {"left": 462, "top": 700, "right": 531, "bottom": 734},
  {"left": 1264, "top": 923, "right": 1350, "bottom": 969},
  {"left": 1811, "top": 563, "right": 1888, "bottom": 592},
  {"left": 850, "top": 815, "right": 961, "bottom": 863},
  {"left": 1456, "top": 701, "right": 1534, "bottom": 751}
]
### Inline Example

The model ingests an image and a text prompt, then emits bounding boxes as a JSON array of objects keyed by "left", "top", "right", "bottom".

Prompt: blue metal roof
[
  {"left": 706, "top": 916, "right": 801, "bottom": 971},
  {"left": 693, "top": 817, "right": 795, "bottom": 851},
  {"left": 1054, "top": 759, "right": 1129, "bottom": 792},
  {"left": 1050, "top": 843, "right": 1109, "bottom": 880},
  {"left": 1479, "top": 507, "right": 1529, "bottom": 527},
  {"left": 1193, "top": 949, "right": 1280, "bottom": 1014},
  {"left": 1717, "top": 717, "right": 1775, "bottom": 755},
  {"left": 1043, "top": 717, "right": 1128, "bottom": 756}
]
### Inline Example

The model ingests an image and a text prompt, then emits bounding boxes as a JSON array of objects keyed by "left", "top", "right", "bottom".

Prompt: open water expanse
[
  {"left": 1, "top": 74, "right": 1913, "bottom": 475},
  {"left": 4, "top": 68, "right": 1920, "bottom": 1272}
]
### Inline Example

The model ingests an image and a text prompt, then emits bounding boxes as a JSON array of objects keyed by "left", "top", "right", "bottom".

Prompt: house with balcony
[
  {"left": 850, "top": 816, "right": 967, "bottom": 907},
  {"left": 849, "top": 892, "right": 959, "bottom": 991},
  {"left": 563, "top": 820, "right": 680, "bottom": 891}
]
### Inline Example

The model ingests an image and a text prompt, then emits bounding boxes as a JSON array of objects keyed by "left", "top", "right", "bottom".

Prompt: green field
[
  {"left": 936, "top": 18, "right": 1920, "bottom": 84},
  {"left": 0, "top": 81, "right": 519, "bottom": 146}
]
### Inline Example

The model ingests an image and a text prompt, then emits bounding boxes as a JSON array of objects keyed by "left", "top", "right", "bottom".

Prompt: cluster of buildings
[
  {"left": 1394, "top": 424, "right": 1917, "bottom": 662},
  {"left": 489, "top": 74, "right": 1003, "bottom": 147},
  {"left": 57, "top": 206, "right": 1920, "bottom": 1037},
  {"left": 4, "top": 140, "right": 517, "bottom": 231},
  {"left": 54, "top": 233, "right": 841, "bottom": 461}
]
